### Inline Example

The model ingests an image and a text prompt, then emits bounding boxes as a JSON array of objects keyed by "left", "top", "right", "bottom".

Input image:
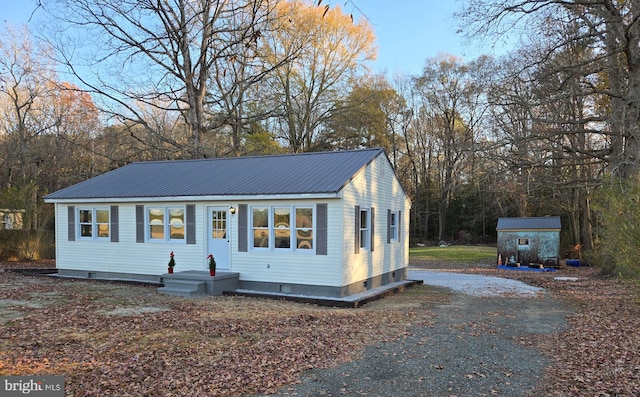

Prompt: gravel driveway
[
  {"left": 259, "top": 271, "right": 576, "bottom": 397},
  {"left": 409, "top": 269, "right": 545, "bottom": 297}
]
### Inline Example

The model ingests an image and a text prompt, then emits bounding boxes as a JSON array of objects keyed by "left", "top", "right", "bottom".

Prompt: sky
[
  {"left": 351, "top": 0, "right": 490, "bottom": 74},
  {"left": 0, "top": 0, "right": 503, "bottom": 76}
]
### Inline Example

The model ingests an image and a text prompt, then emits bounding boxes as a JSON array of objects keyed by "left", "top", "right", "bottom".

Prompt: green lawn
[{"left": 410, "top": 245, "right": 497, "bottom": 262}]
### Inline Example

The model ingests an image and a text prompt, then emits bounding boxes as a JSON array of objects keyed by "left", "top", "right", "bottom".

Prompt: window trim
[
  {"left": 77, "top": 207, "right": 110, "bottom": 241},
  {"left": 273, "top": 206, "right": 292, "bottom": 249},
  {"left": 359, "top": 207, "right": 370, "bottom": 251},
  {"left": 294, "top": 207, "right": 314, "bottom": 251},
  {"left": 517, "top": 237, "right": 530, "bottom": 246},
  {"left": 146, "top": 206, "right": 186, "bottom": 243},
  {"left": 250, "top": 205, "right": 315, "bottom": 252},
  {"left": 389, "top": 210, "right": 398, "bottom": 242},
  {"left": 251, "top": 206, "right": 270, "bottom": 250}
]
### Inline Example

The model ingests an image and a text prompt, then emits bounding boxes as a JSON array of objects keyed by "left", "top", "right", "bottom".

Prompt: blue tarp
[{"left": 497, "top": 265, "right": 557, "bottom": 272}]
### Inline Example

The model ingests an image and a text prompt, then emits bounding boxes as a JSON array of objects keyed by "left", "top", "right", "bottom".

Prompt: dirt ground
[
  {"left": 0, "top": 268, "right": 445, "bottom": 395},
  {"left": 260, "top": 286, "right": 576, "bottom": 397},
  {"left": 2, "top": 260, "right": 640, "bottom": 396}
]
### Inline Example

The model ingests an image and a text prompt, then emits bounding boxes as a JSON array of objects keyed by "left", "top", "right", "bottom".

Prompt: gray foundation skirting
[
  {"left": 54, "top": 267, "right": 409, "bottom": 302},
  {"left": 56, "top": 269, "right": 163, "bottom": 284},
  {"left": 239, "top": 267, "right": 408, "bottom": 298}
]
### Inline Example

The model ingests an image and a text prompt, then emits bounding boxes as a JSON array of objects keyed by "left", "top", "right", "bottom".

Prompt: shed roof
[
  {"left": 496, "top": 217, "right": 561, "bottom": 231},
  {"left": 45, "top": 148, "right": 391, "bottom": 200}
]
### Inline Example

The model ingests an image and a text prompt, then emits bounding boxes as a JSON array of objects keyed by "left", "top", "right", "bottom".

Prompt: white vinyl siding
[
  {"left": 340, "top": 155, "right": 410, "bottom": 286},
  {"left": 55, "top": 199, "right": 343, "bottom": 286},
  {"left": 55, "top": 203, "right": 206, "bottom": 275}
]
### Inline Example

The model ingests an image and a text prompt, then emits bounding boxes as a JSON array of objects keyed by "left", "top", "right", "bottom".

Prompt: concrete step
[
  {"left": 158, "top": 279, "right": 206, "bottom": 297},
  {"left": 157, "top": 287, "right": 203, "bottom": 297}
]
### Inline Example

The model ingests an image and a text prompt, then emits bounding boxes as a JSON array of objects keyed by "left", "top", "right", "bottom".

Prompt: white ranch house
[{"left": 44, "top": 148, "right": 411, "bottom": 298}]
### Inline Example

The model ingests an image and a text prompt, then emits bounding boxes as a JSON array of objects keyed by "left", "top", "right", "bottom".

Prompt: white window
[
  {"left": 78, "top": 208, "right": 110, "bottom": 240},
  {"left": 295, "top": 207, "right": 313, "bottom": 250},
  {"left": 359, "top": 208, "right": 370, "bottom": 250},
  {"left": 148, "top": 207, "right": 184, "bottom": 241},
  {"left": 274, "top": 207, "right": 291, "bottom": 248},
  {"left": 252, "top": 207, "right": 270, "bottom": 248},
  {"left": 390, "top": 211, "right": 398, "bottom": 241},
  {"left": 518, "top": 238, "right": 530, "bottom": 246},
  {"left": 251, "top": 206, "right": 314, "bottom": 251}
]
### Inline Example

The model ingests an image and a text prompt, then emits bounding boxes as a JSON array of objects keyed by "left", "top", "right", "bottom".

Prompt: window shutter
[
  {"left": 67, "top": 206, "right": 75, "bottom": 241},
  {"left": 238, "top": 204, "right": 248, "bottom": 252},
  {"left": 387, "top": 209, "right": 391, "bottom": 244},
  {"left": 370, "top": 207, "right": 375, "bottom": 252},
  {"left": 398, "top": 210, "right": 402, "bottom": 241},
  {"left": 316, "top": 203, "right": 327, "bottom": 255},
  {"left": 136, "top": 205, "right": 144, "bottom": 243},
  {"left": 354, "top": 205, "right": 360, "bottom": 254},
  {"left": 186, "top": 204, "right": 195, "bottom": 244},
  {"left": 110, "top": 205, "right": 119, "bottom": 242}
]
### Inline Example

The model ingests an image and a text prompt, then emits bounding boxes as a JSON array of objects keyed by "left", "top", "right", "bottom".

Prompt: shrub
[
  {"left": 0, "top": 229, "right": 54, "bottom": 261},
  {"left": 590, "top": 177, "right": 640, "bottom": 278}
]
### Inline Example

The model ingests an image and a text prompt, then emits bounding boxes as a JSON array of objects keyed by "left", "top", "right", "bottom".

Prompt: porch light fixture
[{"left": 229, "top": 206, "right": 236, "bottom": 214}]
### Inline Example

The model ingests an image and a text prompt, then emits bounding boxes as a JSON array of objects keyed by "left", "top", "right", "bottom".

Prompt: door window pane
[{"left": 212, "top": 210, "right": 227, "bottom": 239}]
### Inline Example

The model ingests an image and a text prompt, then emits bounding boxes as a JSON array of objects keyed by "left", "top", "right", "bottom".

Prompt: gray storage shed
[{"left": 496, "top": 217, "right": 561, "bottom": 267}]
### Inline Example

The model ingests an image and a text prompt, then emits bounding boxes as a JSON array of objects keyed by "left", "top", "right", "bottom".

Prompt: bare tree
[
  {"left": 478, "top": 10, "right": 610, "bottom": 248},
  {"left": 41, "top": 0, "right": 278, "bottom": 158},
  {"left": 459, "top": 0, "right": 640, "bottom": 179},
  {"left": 0, "top": 24, "right": 104, "bottom": 228},
  {"left": 260, "top": 0, "right": 376, "bottom": 153},
  {"left": 413, "top": 54, "right": 491, "bottom": 241},
  {"left": 0, "top": 24, "right": 60, "bottom": 229},
  {"left": 0, "top": 24, "right": 58, "bottom": 185}
]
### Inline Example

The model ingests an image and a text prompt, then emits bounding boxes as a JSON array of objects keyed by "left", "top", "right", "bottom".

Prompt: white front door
[{"left": 207, "top": 207, "right": 230, "bottom": 270}]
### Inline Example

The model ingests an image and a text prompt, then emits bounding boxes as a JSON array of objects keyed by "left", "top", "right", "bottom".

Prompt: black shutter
[
  {"left": 238, "top": 204, "right": 248, "bottom": 252},
  {"left": 110, "top": 205, "right": 119, "bottom": 242},
  {"left": 354, "top": 205, "right": 360, "bottom": 254},
  {"left": 136, "top": 205, "right": 144, "bottom": 243},
  {"left": 186, "top": 204, "right": 195, "bottom": 244},
  {"left": 370, "top": 207, "right": 375, "bottom": 252},
  {"left": 67, "top": 206, "right": 75, "bottom": 241},
  {"left": 316, "top": 203, "right": 327, "bottom": 255},
  {"left": 398, "top": 210, "right": 402, "bottom": 242}
]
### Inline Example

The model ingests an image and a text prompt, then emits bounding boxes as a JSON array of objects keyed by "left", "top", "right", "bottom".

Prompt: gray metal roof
[
  {"left": 496, "top": 217, "right": 561, "bottom": 231},
  {"left": 45, "top": 148, "right": 387, "bottom": 200}
]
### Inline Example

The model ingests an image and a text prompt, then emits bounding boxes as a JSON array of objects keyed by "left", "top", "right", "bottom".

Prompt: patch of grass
[{"left": 410, "top": 245, "right": 496, "bottom": 262}]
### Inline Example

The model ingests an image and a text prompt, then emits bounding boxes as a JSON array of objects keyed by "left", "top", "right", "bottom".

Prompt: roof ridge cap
[{"left": 130, "top": 148, "right": 384, "bottom": 165}]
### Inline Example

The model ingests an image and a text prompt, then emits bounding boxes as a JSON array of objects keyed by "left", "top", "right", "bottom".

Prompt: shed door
[{"left": 207, "top": 207, "right": 230, "bottom": 270}]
